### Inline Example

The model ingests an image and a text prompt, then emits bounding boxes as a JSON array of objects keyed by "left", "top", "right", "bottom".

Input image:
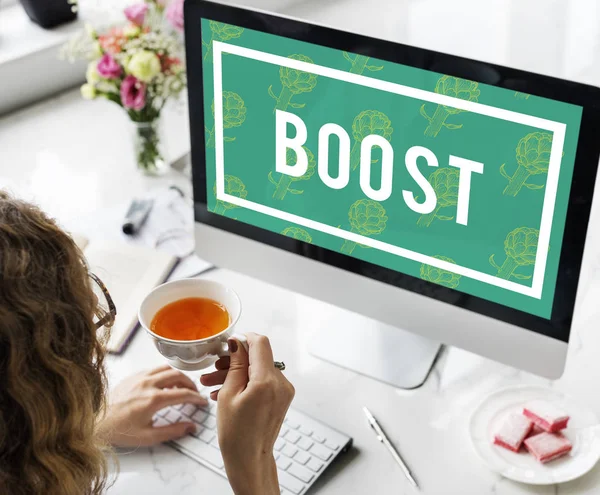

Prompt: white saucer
[{"left": 469, "top": 385, "right": 600, "bottom": 485}]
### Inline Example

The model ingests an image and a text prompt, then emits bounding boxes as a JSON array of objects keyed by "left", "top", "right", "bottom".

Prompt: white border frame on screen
[{"left": 212, "top": 40, "right": 567, "bottom": 300}]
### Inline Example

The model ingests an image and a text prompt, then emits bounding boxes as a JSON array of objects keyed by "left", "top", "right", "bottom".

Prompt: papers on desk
[{"left": 72, "top": 186, "right": 213, "bottom": 353}]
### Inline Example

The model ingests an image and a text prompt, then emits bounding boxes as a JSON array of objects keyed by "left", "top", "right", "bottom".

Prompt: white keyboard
[{"left": 153, "top": 386, "right": 352, "bottom": 494}]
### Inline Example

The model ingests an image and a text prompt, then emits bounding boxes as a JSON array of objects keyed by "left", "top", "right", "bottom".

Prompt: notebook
[{"left": 74, "top": 235, "right": 179, "bottom": 353}]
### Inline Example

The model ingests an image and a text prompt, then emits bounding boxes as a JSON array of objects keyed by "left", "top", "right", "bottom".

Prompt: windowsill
[{"left": 0, "top": 4, "right": 89, "bottom": 66}]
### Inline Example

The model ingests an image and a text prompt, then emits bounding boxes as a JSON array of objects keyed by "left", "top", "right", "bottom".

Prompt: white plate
[{"left": 469, "top": 385, "right": 600, "bottom": 485}]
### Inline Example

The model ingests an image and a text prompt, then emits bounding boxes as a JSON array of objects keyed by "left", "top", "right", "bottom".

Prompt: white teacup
[{"left": 138, "top": 278, "right": 242, "bottom": 371}]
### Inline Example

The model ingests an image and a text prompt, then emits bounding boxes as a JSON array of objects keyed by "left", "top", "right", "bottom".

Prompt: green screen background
[{"left": 200, "top": 19, "right": 583, "bottom": 319}]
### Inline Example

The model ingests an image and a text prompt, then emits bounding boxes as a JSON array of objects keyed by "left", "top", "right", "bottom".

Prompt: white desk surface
[{"left": 2, "top": 1, "right": 600, "bottom": 492}]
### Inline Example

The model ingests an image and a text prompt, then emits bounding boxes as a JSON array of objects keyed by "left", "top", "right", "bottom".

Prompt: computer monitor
[{"left": 185, "top": 0, "right": 600, "bottom": 386}]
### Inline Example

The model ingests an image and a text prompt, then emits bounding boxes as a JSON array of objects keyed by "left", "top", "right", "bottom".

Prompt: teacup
[{"left": 138, "top": 278, "right": 242, "bottom": 371}]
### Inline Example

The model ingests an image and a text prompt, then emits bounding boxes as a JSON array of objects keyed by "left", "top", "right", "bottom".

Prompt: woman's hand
[
  {"left": 98, "top": 364, "right": 208, "bottom": 447},
  {"left": 200, "top": 333, "right": 295, "bottom": 495}
]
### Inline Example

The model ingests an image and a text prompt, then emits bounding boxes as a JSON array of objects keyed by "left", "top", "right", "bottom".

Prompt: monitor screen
[{"left": 188, "top": 5, "right": 599, "bottom": 344}]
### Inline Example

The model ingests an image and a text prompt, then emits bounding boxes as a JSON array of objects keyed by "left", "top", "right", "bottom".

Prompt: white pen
[{"left": 362, "top": 406, "right": 419, "bottom": 490}]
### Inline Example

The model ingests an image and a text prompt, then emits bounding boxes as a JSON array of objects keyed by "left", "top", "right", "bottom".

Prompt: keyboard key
[
  {"left": 282, "top": 444, "right": 298, "bottom": 458},
  {"left": 198, "top": 429, "right": 215, "bottom": 444},
  {"left": 299, "top": 426, "right": 313, "bottom": 436},
  {"left": 165, "top": 410, "right": 182, "bottom": 423},
  {"left": 173, "top": 435, "right": 224, "bottom": 469},
  {"left": 309, "top": 443, "right": 332, "bottom": 461},
  {"left": 280, "top": 426, "right": 289, "bottom": 438},
  {"left": 277, "top": 469, "right": 304, "bottom": 494},
  {"left": 153, "top": 417, "right": 169, "bottom": 427},
  {"left": 276, "top": 456, "right": 292, "bottom": 471},
  {"left": 286, "top": 419, "right": 300, "bottom": 430},
  {"left": 288, "top": 463, "right": 314, "bottom": 483},
  {"left": 306, "top": 457, "right": 324, "bottom": 473},
  {"left": 191, "top": 426, "right": 205, "bottom": 439},
  {"left": 297, "top": 438, "right": 313, "bottom": 451},
  {"left": 285, "top": 430, "right": 301, "bottom": 444},
  {"left": 210, "top": 436, "right": 221, "bottom": 450},
  {"left": 325, "top": 440, "right": 339, "bottom": 451},
  {"left": 173, "top": 404, "right": 184, "bottom": 411},
  {"left": 181, "top": 404, "right": 197, "bottom": 417},
  {"left": 274, "top": 438, "right": 285, "bottom": 451},
  {"left": 156, "top": 408, "right": 170, "bottom": 417},
  {"left": 312, "top": 434, "right": 326, "bottom": 444},
  {"left": 191, "top": 410, "right": 208, "bottom": 424},
  {"left": 293, "top": 450, "right": 310, "bottom": 465},
  {"left": 202, "top": 415, "right": 218, "bottom": 430},
  {"left": 274, "top": 452, "right": 281, "bottom": 460}
]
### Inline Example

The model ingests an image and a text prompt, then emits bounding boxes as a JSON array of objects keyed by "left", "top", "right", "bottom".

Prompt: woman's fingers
[
  {"left": 148, "top": 421, "right": 196, "bottom": 445},
  {"left": 147, "top": 364, "right": 172, "bottom": 375},
  {"left": 154, "top": 387, "right": 207, "bottom": 410},
  {"left": 150, "top": 368, "right": 198, "bottom": 391},
  {"left": 210, "top": 389, "right": 220, "bottom": 401},
  {"left": 200, "top": 369, "right": 228, "bottom": 387},
  {"left": 215, "top": 357, "right": 230, "bottom": 371},
  {"left": 245, "top": 332, "right": 275, "bottom": 378}
]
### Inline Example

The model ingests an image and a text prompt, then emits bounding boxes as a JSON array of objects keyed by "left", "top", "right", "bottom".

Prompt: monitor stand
[{"left": 305, "top": 305, "right": 442, "bottom": 389}]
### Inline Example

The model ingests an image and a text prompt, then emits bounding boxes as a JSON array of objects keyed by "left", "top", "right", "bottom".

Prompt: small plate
[{"left": 469, "top": 385, "right": 600, "bottom": 485}]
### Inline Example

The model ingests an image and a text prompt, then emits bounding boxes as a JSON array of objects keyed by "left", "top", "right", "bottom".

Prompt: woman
[{"left": 0, "top": 191, "right": 294, "bottom": 495}]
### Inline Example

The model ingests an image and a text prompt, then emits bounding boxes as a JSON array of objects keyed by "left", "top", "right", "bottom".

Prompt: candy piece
[
  {"left": 493, "top": 413, "right": 533, "bottom": 452},
  {"left": 523, "top": 400, "right": 570, "bottom": 433},
  {"left": 524, "top": 432, "right": 572, "bottom": 463},
  {"left": 526, "top": 424, "right": 545, "bottom": 438}
]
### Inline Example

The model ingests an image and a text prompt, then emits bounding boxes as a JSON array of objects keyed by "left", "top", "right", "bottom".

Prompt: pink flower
[
  {"left": 121, "top": 75, "right": 146, "bottom": 110},
  {"left": 96, "top": 54, "right": 122, "bottom": 79},
  {"left": 124, "top": 3, "right": 148, "bottom": 26},
  {"left": 165, "top": 0, "right": 184, "bottom": 31}
]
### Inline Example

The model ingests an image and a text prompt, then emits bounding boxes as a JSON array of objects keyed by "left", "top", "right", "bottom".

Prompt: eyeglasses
[{"left": 90, "top": 272, "right": 117, "bottom": 330}]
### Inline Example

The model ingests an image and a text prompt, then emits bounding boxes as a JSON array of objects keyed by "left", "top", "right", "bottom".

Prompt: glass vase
[{"left": 132, "top": 119, "right": 169, "bottom": 176}]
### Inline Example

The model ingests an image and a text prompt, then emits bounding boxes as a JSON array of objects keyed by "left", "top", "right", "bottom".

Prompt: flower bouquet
[{"left": 62, "top": 0, "right": 185, "bottom": 175}]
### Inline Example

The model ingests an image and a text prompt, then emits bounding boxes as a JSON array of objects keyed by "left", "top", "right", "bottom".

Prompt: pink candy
[
  {"left": 493, "top": 400, "right": 572, "bottom": 464},
  {"left": 524, "top": 432, "right": 572, "bottom": 463},
  {"left": 493, "top": 414, "right": 533, "bottom": 452}
]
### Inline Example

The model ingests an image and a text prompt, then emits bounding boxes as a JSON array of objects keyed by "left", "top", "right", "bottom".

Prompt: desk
[{"left": 2, "top": 91, "right": 600, "bottom": 495}]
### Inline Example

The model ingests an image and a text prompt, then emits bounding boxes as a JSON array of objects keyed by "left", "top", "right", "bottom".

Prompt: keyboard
[{"left": 153, "top": 385, "right": 352, "bottom": 494}]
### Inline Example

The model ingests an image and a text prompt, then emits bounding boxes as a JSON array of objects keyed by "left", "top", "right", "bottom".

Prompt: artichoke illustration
[
  {"left": 343, "top": 52, "right": 383, "bottom": 75},
  {"left": 500, "top": 132, "right": 552, "bottom": 197},
  {"left": 281, "top": 227, "right": 313, "bottom": 243},
  {"left": 206, "top": 91, "right": 247, "bottom": 149},
  {"left": 490, "top": 227, "right": 539, "bottom": 281},
  {"left": 213, "top": 175, "right": 248, "bottom": 216},
  {"left": 340, "top": 199, "right": 388, "bottom": 255},
  {"left": 268, "top": 146, "right": 316, "bottom": 200},
  {"left": 268, "top": 54, "right": 318, "bottom": 112},
  {"left": 420, "top": 255, "right": 461, "bottom": 289},
  {"left": 514, "top": 92, "right": 530, "bottom": 100},
  {"left": 203, "top": 21, "right": 244, "bottom": 61},
  {"left": 420, "top": 76, "right": 480, "bottom": 137},
  {"left": 350, "top": 110, "right": 393, "bottom": 171},
  {"left": 417, "top": 167, "right": 460, "bottom": 227}
]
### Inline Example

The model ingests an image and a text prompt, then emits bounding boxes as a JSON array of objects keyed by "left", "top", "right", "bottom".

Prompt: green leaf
[
  {"left": 524, "top": 182, "right": 544, "bottom": 190},
  {"left": 499, "top": 163, "right": 511, "bottom": 180},
  {"left": 290, "top": 103, "right": 306, "bottom": 109},
  {"left": 268, "top": 171, "right": 277, "bottom": 186},
  {"left": 436, "top": 215, "right": 454, "bottom": 221},
  {"left": 268, "top": 85, "right": 277, "bottom": 100},
  {"left": 513, "top": 273, "right": 532, "bottom": 280},
  {"left": 420, "top": 104, "right": 432, "bottom": 122},
  {"left": 443, "top": 123, "right": 463, "bottom": 130},
  {"left": 489, "top": 254, "right": 500, "bottom": 270},
  {"left": 366, "top": 65, "right": 384, "bottom": 71},
  {"left": 289, "top": 188, "right": 304, "bottom": 195},
  {"left": 343, "top": 51, "right": 354, "bottom": 63},
  {"left": 223, "top": 136, "right": 236, "bottom": 142}
]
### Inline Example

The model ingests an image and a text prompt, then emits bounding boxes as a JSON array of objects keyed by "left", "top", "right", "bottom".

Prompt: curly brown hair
[{"left": 0, "top": 191, "right": 112, "bottom": 494}]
